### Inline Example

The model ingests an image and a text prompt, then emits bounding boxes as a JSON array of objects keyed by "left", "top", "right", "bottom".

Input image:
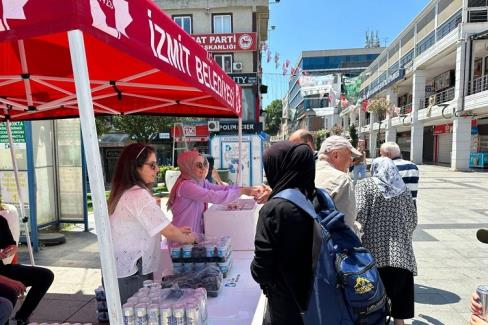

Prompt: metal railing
[
  {"left": 468, "top": 74, "right": 488, "bottom": 95},
  {"left": 399, "top": 103, "right": 412, "bottom": 115},
  {"left": 424, "top": 87, "right": 455, "bottom": 108}
]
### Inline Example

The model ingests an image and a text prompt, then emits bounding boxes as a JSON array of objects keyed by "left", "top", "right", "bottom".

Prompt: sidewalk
[{"left": 13, "top": 165, "right": 488, "bottom": 324}]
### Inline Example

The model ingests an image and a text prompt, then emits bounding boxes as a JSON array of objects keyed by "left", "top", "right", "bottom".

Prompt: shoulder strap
[
  {"left": 315, "top": 188, "right": 337, "bottom": 211},
  {"left": 273, "top": 188, "right": 318, "bottom": 221}
]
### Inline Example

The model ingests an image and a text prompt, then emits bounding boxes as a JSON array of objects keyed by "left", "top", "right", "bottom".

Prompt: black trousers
[
  {"left": 378, "top": 266, "right": 414, "bottom": 319},
  {"left": 0, "top": 264, "right": 54, "bottom": 321},
  {"left": 263, "top": 288, "right": 303, "bottom": 325}
]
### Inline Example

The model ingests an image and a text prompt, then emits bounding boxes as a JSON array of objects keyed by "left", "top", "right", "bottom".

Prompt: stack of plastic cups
[
  {"left": 172, "top": 303, "right": 186, "bottom": 325},
  {"left": 195, "top": 288, "right": 208, "bottom": 323},
  {"left": 122, "top": 303, "right": 136, "bottom": 325},
  {"left": 159, "top": 303, "right": 172, "bottom": 325},
  {"left": 147, "top": 303, "right": 160, "bottom": 325},
  {"left": 135, "top": 303, "right": 148, "bottom": 325},
  {"left": 186, "top": 299, "right": 201, "bottom": 325}
]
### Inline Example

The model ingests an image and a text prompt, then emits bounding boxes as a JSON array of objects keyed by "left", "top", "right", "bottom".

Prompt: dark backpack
[{"left": 274, "top": 188, "right": 389, "bottom": 325}]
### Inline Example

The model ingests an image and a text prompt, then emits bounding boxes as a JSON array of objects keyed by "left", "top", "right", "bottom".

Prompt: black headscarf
[{"left": 264, "top": 141, "right": 315, "bottom": 200}]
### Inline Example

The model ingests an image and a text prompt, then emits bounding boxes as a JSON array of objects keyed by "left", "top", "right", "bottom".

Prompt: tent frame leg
[{"left": 68, "top": 29, "right": 123, "bottom": 323}]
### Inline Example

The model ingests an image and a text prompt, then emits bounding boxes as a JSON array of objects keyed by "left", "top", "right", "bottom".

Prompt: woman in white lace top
[
  {"left": 355, "top": 157, "right": 417, "bottom": 325},
  {"left": 108, "top": 143, "right": 196, "bottom": 303}
]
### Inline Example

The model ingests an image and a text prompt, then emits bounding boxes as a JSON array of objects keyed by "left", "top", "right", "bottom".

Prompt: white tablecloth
[
  {"left": 204, "top": 199, "right": 261, "bottom": 251},
  {"left": 207, "top": 251, "right": 263, "bottom": 325}
]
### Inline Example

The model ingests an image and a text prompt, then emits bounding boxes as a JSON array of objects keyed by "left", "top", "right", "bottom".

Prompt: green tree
[
  {"left": 349, "top": 124, "right": 358, "bottom": 148},
  {"left": 95, "top": 116, "right": 113, "bottom": 137},
  {"left": 264, "top": 99, "right": 283, "bottom": 136},
  {"left": 112, "top": 115, "right": 179, "bottom": 142},
  {"left": 315, "top": 128, "right": 328, "bottom": 148}
]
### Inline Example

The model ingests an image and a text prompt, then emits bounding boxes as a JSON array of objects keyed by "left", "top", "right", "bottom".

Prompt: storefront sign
[
  {"left": 175, "top": 136, "right": 208, "bottom": 143},
  {"left": 434, "top": 124, "right": 453, "bottom": 135},
  {"left": 217, "top": 121, "right": 260, "bottom": 133},
  {"left": 171, "top": 125, "right": 210, "bottom": 138},
  {"left": 0, "top": 171, "right": 29, "bottom": 205},
  {"left": 0, "top": 122, "right": 25, "bottom": 143},
  {"left": 192, "top": 33, "right": 257, "bottom": 52},
  {"left": 228, "top": 73, "right": 258, "bottom": 85},
  {"left": 365, "top": 69, "right": 405, "bottom": 99}
]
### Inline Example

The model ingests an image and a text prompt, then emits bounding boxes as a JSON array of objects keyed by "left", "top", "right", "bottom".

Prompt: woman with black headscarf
[{"left": 251, "top": 141, "right": 316, "bottom": 325}]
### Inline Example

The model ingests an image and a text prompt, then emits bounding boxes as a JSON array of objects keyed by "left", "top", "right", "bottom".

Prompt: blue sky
[{"left": 261, "top": 0, "right": 430, "bottom": 107}]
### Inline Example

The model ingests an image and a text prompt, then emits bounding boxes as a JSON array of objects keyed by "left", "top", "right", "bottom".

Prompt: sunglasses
[
  {"left": 143, "top": 162, "right": 159, "bottom": 171},
  {"left": 195, "top": 161, "right": 209, "bottom": 169}
]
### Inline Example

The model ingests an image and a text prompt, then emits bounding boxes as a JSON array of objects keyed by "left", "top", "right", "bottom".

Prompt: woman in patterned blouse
[{"left": 355, "top": 157, "right": 417, "bottom": 325}]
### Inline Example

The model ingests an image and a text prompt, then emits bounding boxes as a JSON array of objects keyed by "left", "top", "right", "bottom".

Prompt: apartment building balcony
[{"left": 465, "top": 74, "right": 488, "bottom": 112}]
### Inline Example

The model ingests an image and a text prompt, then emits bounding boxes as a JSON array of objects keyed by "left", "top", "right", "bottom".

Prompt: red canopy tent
[{"left": 0, "top": 0, "right": 242, "bottom": 322}]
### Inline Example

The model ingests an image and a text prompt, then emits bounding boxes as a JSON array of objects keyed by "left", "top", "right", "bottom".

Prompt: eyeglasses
[
  {"left": 195, "top": 161, "right": 209, "bottom": 169},
  {"left": 144, "top": 162, "right": 159, "bottom": 171}
]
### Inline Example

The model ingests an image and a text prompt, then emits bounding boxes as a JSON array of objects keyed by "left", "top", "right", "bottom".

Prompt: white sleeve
[{"left": 131, "top": 189, "right": 171, "bottom": 237}]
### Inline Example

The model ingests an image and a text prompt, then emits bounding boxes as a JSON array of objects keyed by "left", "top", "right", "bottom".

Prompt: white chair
[{"left": 0, "top": 204, "right": 20, "bottom": 265}]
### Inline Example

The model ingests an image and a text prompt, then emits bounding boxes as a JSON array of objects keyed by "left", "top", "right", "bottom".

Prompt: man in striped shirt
[{"left": 380, "top": 142, "right": 419, "bottom": 205}]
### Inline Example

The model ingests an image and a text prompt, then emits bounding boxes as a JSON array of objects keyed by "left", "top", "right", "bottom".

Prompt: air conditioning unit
[
  {"left": 208, "top": 120, "right": 220, "bottom": 132},
  {"left": 232, "top": 62, "right": 243, "bottom": 71}
]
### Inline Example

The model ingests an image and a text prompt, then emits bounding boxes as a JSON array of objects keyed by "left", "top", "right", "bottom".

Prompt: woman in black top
[
  {"left": 251, "top": 141, "right": 316, "bottom": 325},
  {"left": 0, "top": 212, "right": 54, "bottom": 325}
]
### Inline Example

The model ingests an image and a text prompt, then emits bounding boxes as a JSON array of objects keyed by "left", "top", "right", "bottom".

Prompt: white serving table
[
  {"left": 203, "top": 198, "right": 261, "bottom": 251},
  {"left": 206, "top": 251, "right": 264, "bottom": 325}
]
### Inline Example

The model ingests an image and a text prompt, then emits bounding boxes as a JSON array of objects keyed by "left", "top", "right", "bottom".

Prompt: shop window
[
  {"left": 173, "top": 15, "right": 192, "bottom": 34},
  {"left": 213, "top": 14, "right": 232, "bottom": 33},
  {"left": 213, "top": 54, "right": 233, "bottom": 73}
]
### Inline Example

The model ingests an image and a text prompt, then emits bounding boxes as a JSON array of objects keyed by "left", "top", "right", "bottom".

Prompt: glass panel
[
  {"left": 56, "top": 119, "right": 81, "bottom": 166},
  {"left": 174, "top": 16, "right": 191, "bottom": 34},
  {"left": 214, "top": 15, "right": 231, "bottom": 33},
  {"left": 36, "top": 166, "right": 56, "bottom": 225},
  {"left": 55, "top": 119, "right": 83, "bottom": 221},
  {"left": 58, "top": 166, "right": 83, "bottom": 219},
  {"left": 32, "top": 120, "right": 54, "bottom": 168},
  {"left": 222, "top": 16, "right": 231, "bottom": 33},
  {"left": 223, "top": 55, "right": 232, "bottom": 73},
  {"left": 242, "top": 88, "right": 256, "bottom": 121}
]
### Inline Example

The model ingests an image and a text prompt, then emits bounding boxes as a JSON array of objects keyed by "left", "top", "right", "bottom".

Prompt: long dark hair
[{"left": 107, "top": 143, "right": 155, "bottom": 215}]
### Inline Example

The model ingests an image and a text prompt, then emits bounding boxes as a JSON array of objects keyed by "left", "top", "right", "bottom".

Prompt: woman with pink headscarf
[{"left": 168, "top": 151, "right": 255, "bottom": 234}]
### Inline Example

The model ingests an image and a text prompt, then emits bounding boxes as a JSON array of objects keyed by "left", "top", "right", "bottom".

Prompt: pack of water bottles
[
  {"left": 170, "top": 236, "right": 232, "bottom": 277},
  {"left": 123, "top": 280, "right": 208, "bottom": 325},
  {"left": 160, "top": 264, "right": 223, "bottom": 297}
]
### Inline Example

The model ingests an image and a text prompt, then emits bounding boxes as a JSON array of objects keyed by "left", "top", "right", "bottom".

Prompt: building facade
[
  {"left": 155, "top": 0, "right": 269, "bottom": 134},
  {"left": 342, "top": 0, "right": 488, "bottom": 170},
  {"left": 285, "top": 48, "right": 382, "bottom": 136}
]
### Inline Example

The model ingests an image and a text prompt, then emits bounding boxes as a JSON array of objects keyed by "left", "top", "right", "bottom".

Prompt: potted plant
[{"left": 367, "top": 97, "right": 391, "bottom": 121}]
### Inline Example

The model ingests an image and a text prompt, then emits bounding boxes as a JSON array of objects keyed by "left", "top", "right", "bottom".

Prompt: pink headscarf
[{"left": 167, "top": 151, "right": 207, "bottom": 209}]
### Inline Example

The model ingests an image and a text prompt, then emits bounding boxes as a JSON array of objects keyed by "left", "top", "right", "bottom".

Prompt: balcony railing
[
  {"left": 399, "top": 103, "right": 412, "bottom": 115},
  {"left": 424, "top": 87, "right": 455, "bottom": 108},
  {"left": 468, "top": 74, "right": 488, "bottom": 95}
]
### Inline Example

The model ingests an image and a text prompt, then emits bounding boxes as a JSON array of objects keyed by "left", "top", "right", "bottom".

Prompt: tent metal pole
[
  {"left": 68, "top": 29, "right": 123, "bottom": 324},
  {"left": 5, "top": 120, "right": 35, "bottom": 265},
  {"left": 238, "top": 117, "right": 243, "bottom": 186}
]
